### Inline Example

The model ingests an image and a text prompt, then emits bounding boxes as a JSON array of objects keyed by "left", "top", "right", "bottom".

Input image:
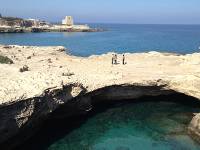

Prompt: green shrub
[{"left": 0, "top": 55, "right": 13, "bottom": 64}]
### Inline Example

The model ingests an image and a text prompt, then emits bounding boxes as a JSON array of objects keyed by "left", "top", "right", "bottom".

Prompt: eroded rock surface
[
  {"left": 189, "top": 114, "right": 200, "bottom": 141},
  {"left": 1, "top": 45, "right": 200, "bottom": 149}
]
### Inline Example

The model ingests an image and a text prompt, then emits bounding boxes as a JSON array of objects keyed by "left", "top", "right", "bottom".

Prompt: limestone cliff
[
  {"left": 0, "top": 17, "right": 34, "bottom": 27},
  {"left": 1, "top": 45, "right": 200, "bottom": 149}
]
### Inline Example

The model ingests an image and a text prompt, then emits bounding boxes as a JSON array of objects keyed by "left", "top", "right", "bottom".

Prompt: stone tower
[{"left": 62, "top": 16, "right": 74, "bottom": 26}]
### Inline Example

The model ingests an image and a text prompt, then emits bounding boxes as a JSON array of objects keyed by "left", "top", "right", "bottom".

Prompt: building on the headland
[
  {"left": 60, "top": 16, "right": 90, "bottom": 30},
  {"left": 26, "top": 19, "right": 40, "bottom": 27},
  {"left": 26, "top": 19, "right": 51, "bottom": 28},
  {"left": 62, "top": 16, "right": 74, "bottom": 26}
]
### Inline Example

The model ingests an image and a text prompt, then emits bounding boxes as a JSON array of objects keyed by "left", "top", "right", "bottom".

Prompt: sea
[{"left": 0, "top": 24, "right": 200, "bottom": 56}]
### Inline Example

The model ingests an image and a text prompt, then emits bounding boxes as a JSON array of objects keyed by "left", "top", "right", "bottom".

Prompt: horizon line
[{"left": 60, "top": 22, "right": 200, "bottom": 26}]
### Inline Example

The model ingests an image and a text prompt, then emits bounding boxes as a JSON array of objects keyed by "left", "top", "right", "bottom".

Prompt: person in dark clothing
[
  {"left": 112, "top": 54, "right": 114, "bottom": 64},
  {"left": 114, "top": 54, "right": 117, "bottom": 64},
  {"left": 122, "top": 54, "right": 125, "bottom": 65}
]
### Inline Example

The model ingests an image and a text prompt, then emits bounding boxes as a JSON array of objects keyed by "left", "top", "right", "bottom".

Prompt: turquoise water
[
  {"left": 1, "top": 24, "right": 200, "bottom": 56},
  {"left": 17, "top": 98, "right": 200, "bottom": 150}
]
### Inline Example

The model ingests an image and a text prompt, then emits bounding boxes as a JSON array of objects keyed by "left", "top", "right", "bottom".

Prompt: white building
[
  {"left": 26, "top": 19, "right": 40, "bottom": 27},
  {"left": 62, "top": 16, "right": 74, "bottom": 26}
]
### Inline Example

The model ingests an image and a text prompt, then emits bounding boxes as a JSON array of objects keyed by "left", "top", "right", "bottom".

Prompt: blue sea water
[
  {"left": 16, "top": 99, "right": 200, "bottom": 150},
  {"left": 0, "top": 24, "right": 200, "bottom": 56}
]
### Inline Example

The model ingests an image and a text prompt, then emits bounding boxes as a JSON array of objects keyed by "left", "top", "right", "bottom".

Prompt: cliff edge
[{"left": 1, "top": 45, "right": 200, "bottom": 149}]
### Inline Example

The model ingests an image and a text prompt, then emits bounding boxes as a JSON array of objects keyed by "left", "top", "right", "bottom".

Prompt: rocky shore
[
  {"left": 0, "top": 16, "right": 103, "bottom": 33},
  {"left": 1, "top": 45, "right": 200, "bottom": 149},
  {"left": 0, "top": 26, "right": 103, "bottom": 33}
]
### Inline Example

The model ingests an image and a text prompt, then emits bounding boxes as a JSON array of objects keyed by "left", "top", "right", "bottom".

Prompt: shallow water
[
  {"left": 1, "top": 24, "right": 200, "bottom": 56},
  {"left": 17, "top": 99, "right": 200, "bottom": 150}
]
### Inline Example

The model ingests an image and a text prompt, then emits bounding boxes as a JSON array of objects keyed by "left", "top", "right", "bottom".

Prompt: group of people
[{"left": 112, "top": 54, "right": 126, "bottom": 65}]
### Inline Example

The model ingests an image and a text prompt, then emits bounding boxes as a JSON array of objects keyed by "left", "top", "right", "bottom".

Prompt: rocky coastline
[
  {"left": 0, "top": 26, "right": 103, "bottom": 33},
  {"left": 1, "top": 45, "right": 200, "bottom": 149},
  {"left": 0, "top": 16, "right": 103, "bottom": 33}
]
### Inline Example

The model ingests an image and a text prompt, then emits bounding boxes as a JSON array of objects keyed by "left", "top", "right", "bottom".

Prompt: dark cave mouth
[{"left": 15, "top": 92, "right": 200, "bottom": 150}]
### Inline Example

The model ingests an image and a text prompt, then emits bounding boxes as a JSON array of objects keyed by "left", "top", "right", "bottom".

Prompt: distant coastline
[{"left": 0, "top": 15, "right": 103, "bottom": 33}]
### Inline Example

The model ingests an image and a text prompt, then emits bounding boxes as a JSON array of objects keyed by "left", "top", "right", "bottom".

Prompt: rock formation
[
  {"left": 189, "top": 114, "right": 200, "bottom": 141},
  {"left": 0, "top": 17, "right": 34, "bottom": 27},
  {"left": 1, "top": 45, "right": 200, "bottom": 149}
]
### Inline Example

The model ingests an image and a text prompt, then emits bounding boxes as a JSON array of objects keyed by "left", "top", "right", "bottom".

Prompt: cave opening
[{"left": 14, "top": 90, "right": 200, "bottom": 150}]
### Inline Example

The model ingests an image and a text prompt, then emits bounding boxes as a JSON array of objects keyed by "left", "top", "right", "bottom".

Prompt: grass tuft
[{"left": 0, "top": 55, "right": 13, "bottom": 64}]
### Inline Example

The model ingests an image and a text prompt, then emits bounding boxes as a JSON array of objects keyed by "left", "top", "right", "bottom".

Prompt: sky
[{"left": 0, "top": 0, "right": 200, "bottom": 24}]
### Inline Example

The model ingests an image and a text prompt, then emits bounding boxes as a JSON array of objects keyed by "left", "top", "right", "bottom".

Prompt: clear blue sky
[{"left": 0, "top": 0, "right": 200, "bottom": 24}]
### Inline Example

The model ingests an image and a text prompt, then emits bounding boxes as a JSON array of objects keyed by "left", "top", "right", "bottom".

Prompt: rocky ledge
[{"left": 1, "top": 45, "right": 200, "bottom": 149}]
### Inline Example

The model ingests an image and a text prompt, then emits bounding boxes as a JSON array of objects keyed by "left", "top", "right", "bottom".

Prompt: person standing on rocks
[
  {"left": 114, "top": 54, "right": 117, "bottom": 64},
  {"left": 122, "top": 54, "right": 126, "bottom": 65},
  {"left": 112, "top": 54, "right": 114, "bottom": 65}
]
